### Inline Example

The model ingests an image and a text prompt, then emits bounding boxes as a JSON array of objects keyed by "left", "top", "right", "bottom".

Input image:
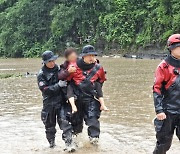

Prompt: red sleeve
[
  {"left": 66, "top": 73, "right": 74, "bottom": 81},
  {"left": 153, "top": 65, "right": 165, "bottom": 94},
  {"left": 98, "top": 67, "right": 106, "bottom": 83},
  {"left": 65, "top": 62, "right": 76, "bottom": 81}
]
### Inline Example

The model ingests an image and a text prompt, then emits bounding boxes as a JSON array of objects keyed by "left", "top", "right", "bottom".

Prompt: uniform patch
[{"left": 39, "top": 81, "right": 45, "bottom": 87}]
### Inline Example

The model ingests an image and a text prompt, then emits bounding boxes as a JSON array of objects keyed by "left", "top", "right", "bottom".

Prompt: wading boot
[
  {"left": 72, "top": 134, "right": 79, "bottom": 148},
  {"left": 89, "top": 137, "right": 99, "bottom": 145},
  {"left": 64, "top": 142, "right": 76, "bottom": 153},
  {"left": 49, "top": 140, "right": 56, "bottom": 148}
]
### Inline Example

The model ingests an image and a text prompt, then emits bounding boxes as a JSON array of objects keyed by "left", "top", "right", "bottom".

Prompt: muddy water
[{"left": 0, "top": 58, "right": 179, "bottom": 154}]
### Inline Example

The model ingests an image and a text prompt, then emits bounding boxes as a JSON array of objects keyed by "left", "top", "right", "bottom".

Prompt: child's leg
[
  {"left": 69, "top": 97, "right": 77, "bottom": 113},
  {"left": 67, "top": 84, "right": 77, "bottom": 113}
]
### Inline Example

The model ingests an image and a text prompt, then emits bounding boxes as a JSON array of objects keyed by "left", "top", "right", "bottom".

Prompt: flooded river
[{"left": 0, "top": 58, "right": 179, "bottom": 154}]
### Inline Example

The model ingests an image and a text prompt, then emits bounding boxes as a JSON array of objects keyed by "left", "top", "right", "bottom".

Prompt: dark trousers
[
  {"left": 78, "top": 97, "right": 101, "bottom": 138},
  {"left": 41, "top": 103, "right": 73, "bottom": 144},
  {"left": 153, "top": 113, "right": 180, "bottom": 154},
  {"left": 70, "top": 111, "right": 84, "bottom": 135}
]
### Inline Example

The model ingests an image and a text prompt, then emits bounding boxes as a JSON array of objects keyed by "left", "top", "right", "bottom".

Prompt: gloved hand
[{"left": 58, "top": 80, "right": 67, "bottom": 87}]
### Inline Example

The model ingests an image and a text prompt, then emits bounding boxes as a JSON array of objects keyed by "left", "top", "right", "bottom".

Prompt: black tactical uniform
[
  {"left": 67, "top": 45, "right": 106, "bottom": 143},
  {"left": 37, "top": 51, "right": 74, "bottom": 149}
]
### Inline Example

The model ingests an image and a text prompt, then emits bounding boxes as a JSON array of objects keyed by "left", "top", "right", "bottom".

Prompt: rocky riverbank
[{"left": 102, "top": 53, "right": 168, "bottom": 60}]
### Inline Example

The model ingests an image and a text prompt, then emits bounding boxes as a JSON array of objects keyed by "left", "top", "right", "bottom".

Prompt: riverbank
[{"left": 0, "top": 54, "right": 167, "bottom": 79}]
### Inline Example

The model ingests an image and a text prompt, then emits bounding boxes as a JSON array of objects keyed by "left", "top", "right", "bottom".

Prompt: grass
[{"left": 0, "top": 73, "right": 22, "bottom": 79}]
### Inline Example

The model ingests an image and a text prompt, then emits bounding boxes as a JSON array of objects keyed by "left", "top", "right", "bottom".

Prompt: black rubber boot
[
  {"left": 89, "top": 136, "right": 99, "bottom": 145},
  {"left": 64, "top": 142, "right": 76, "bottom": 153},
  {"left": 49, "top": 139, "right": 56, "bottom": 148}
]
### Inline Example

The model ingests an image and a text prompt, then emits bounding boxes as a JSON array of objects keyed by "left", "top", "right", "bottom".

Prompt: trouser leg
[
  {"left": 72, "top": 121, "right": 83, "bottom": 135},
  {"left": 71, "top": 100, "right": 84, "bottom": 135},
  {"left": 84, "top": 117, "right": 100, "bottom": 137},
  {"left": 41, "top": 106, "right": 56, "bottom": 143},
  {"left": 57, "top": 104, "right": 73, "bottom": 144},
  {"left": 153, "top": 114, "right": 175, "bottom": 154},
  {"left": 83, "top": 98, "right": 101, "bottom": 138},
  {"left": 175, "top": 115, "right": 180, "bottom": 140}
]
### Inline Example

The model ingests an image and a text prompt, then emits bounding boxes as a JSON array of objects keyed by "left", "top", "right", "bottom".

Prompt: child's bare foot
[
  {"left": 100, "top": 105, "right": 109, "bottom": 111},
  {"left": 72, "top": 105, "right": 78, "bottom": 113}
]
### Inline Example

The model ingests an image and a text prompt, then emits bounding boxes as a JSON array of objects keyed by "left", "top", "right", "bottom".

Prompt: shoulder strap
[{"left": 85, "top": 64, "right": 101, "bottom": 81}]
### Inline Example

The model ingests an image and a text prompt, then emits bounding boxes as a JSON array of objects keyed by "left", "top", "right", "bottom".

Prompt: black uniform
[
  {"left": 77, "top": 60, "right": 102, "bottom": 138},
  {"left": 67, "top": 58, "right": 106, "bottom": 138},
  {"left": 37, "top": 64, "right": 73, "bottom": 145}
]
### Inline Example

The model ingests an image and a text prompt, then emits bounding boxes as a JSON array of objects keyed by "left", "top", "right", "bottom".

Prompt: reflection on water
[{"left": 0, "top": 58, "right": 179, "bottom": 154}]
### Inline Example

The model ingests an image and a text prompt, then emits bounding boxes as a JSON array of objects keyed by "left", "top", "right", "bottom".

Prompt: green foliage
[
  {"left": 0, "top": 73, "right": 22, "bottom": 79},
  {"left": 0, "top": 0, "right": 179, "bottom": 57}
]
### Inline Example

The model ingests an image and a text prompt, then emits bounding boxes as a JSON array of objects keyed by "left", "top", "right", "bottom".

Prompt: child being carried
[{"left": 58, "top": 48, "right": 109, "bottom": 113}]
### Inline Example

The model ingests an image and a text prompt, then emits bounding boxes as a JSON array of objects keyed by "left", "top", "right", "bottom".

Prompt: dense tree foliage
[{"left": 0, "top": 0, "right": 179, "bottom": 57}]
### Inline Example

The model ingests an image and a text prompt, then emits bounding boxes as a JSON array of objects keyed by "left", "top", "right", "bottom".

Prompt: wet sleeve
[
  {"left": 37, "top": 73, "right": 47, "bottom": 92},
  {"left": 153, "top": 66, "right": 165, "bottom": 114},
  {"left": 98, "top": 67, "right": 106, "bottom": 83},
  {"left": 58, "top": 68, "right": 70, "bottom": 80},
  {"left": 37, "top": 73, "right": 60, "bottom": 95},
  {"left": 95, "top": 81, "right": 103, "bottom": 98}
]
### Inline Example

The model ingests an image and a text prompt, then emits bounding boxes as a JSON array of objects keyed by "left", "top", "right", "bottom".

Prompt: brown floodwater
[{"left": 0, "top": 58, "right": 179, "bottom": 154}]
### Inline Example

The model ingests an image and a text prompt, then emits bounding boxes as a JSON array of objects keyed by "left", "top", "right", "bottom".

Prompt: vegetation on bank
[
  {"left": 0, "top": 0, "right": 179, "bottom": 58},
  {"left": 0, "top": 73, "right": 13, "bottom": 79},
  {"left": 0, "top": 73, "right": 22, "bottom": 79}
]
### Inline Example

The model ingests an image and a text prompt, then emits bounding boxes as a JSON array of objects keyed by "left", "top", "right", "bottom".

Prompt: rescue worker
[
  {"left": 67, "top": 45, "right": 106, "bottom": 144},
  {"left": 153, "top": 34, "right": 180, "bottom": 154},
  {"left": 37, "top": 51, "right": 75, "bottom": 152}
]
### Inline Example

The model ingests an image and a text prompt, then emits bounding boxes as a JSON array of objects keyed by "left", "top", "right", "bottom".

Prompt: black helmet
[
  {"left": 81, "top": 45, "right": 97, "bottom": 57},
  {"left": 42, "top": 51, "right": 58, "bottom": 64}
]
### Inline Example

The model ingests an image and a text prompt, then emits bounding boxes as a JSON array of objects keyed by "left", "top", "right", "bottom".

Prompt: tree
[{"left": 0, "top": 0, "right": 179, "bottom": 57}]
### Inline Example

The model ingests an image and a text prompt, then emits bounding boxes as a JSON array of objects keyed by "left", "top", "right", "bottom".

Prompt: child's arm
[
  {"left": 58, "top": 65, "right": 76, "bottom": 80},
  {"left": 58, "top": 68, "right": 70, "bottom": 80}
]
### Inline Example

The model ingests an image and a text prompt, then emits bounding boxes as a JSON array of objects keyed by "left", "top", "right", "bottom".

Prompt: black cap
[
  {"left": 81, "top": 45, "right": 98, "bottom": 57},
  {"left": 42, "top": 51, "right": 58, "bottom": 64}
]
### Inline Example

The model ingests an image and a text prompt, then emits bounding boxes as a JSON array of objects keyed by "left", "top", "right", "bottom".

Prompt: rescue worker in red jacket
[
  {"left": 153, "top": 34, "right": 180, "bottom": 154},
  {"left": 67, "top": 45, "right": 106, "bottom": 144}
]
